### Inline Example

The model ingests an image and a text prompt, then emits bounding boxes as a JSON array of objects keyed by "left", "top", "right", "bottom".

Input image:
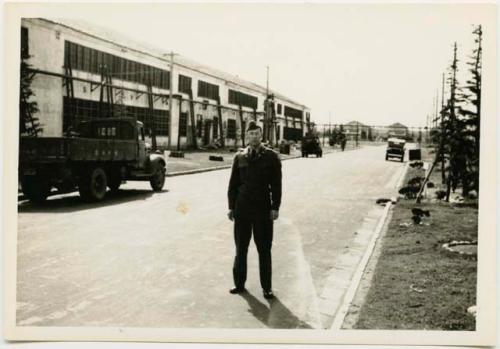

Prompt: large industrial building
[{"left": 20, "top": 18, "right": 312, "bottom": 149}]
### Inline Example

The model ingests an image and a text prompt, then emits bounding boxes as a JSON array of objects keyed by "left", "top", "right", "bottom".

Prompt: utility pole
[
  {"left": 355, "top": 121, "right": 359, "bottom": 147},
  {"left": 435, "top": 90, "right": 439, "bottom": 128},
  {"left": 328, "top": 111, "right": 331, "bottom": 140},
  {"left": 266, "top": 66, "right": 269, "bottom": 97},
  {"left": 264, "top": 65, "right": 270, "bottom": 143},
  {"left": 167, "top": 51, "right": 177, "bottom": 150}
]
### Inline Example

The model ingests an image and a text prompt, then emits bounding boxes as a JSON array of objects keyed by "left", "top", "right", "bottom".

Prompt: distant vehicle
[
  {"left": 19, "top": 118, "right": 166, "bottom": 203},
  {"left": 301, "top": 136, "right": 323, "bottom": 158},
  {"left": 385, "top": 137, "right": 406, "bottom": 162}
]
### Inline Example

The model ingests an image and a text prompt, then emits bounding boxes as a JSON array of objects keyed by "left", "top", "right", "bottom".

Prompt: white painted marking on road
[{"left": 272, "top": 217, "right": 323, "bottom": 329}]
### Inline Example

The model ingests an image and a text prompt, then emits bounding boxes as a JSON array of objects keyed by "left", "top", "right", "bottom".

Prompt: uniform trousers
[{"left": 232, "top": 213, "right": 273, "bottom": 291}]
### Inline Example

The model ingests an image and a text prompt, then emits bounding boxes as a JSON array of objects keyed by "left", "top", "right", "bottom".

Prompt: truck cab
[{"left": 385, "top": 137, "right": 406, "bottom": 162}]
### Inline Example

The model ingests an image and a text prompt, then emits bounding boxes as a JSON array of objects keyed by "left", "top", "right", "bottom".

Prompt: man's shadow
[{"left": 240, "top": 292, "right": 312, "bottom": 329}]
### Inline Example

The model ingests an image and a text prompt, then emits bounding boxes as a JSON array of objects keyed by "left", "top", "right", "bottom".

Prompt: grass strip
[{"left": 354, "top": 151, "right": 477, "bottom": 330}]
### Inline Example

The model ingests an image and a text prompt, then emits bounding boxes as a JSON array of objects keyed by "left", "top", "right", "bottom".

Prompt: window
[
  {"left": 198, "top": 80, "right": 219, "bottom": 100},
  {"left": 83, "top": 46, "right": 91, "bottom": 72},
  {"left": 64, "top": 41, "right": 171, "bottom": 89},
  {"left": 140, "top": 126, "right": 145, "bottom": 141},
  {"left": 178, "top": 74, "right": 192, "bottom": 94},
  {"left": 77, "top": 43, "right": 84, "bottom": 70},
  {"left": 277, "top": 104, "right": 282, "bottom": 115},
  {"left": 213, "top": 117, "right": 218, "bottom": 138},
  {"left": 283, "top": 127, "right": 302, "bottom": 141},
  {"left": 228, "top": 89, "right": 258, "bottom": 109},
  {"left": 63, "top": 96, "right": 169, "bottom": 136},
  {"left": 196, "top": 115, "right": 203, "bottom": 137},
  {"left": 179, "top": 112, "right": 188, "bottom": 137},
  {"left": 284, "top": 106, "right": 303, "bottom": 119},
  {"left": 21, "top": 27, "right": 29, "bottom": 59},
  {"left": 227, "top": 119, "right": 236, "bottom": 139}
]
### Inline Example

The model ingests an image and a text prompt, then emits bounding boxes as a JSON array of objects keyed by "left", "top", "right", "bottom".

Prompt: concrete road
[{"left": 16, "top": 144, "right": 406, "bottom": 329}]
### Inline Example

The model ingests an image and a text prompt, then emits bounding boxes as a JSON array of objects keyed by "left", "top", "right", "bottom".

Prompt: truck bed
[{"left": 20, "top": 137, "right": 138, "bottom": 163}]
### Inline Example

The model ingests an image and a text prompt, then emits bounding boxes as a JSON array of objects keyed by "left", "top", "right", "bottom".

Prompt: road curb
[
  {"left": 329, "top": 201, "right": 392, "bottom": 330},
  {"left": 329, "top": 160, "right": 410, "bottom": 330}
]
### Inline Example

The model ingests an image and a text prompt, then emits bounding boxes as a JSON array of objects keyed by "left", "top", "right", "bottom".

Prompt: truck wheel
[
  {"left": 79, "top": 167, "right": 107, "bottom": 202},
  {"left": 21, "top": 176, "right": 50, "bottom": 204},
  {"left": 150, "top": 164, "right": 166, "bottom": 192},
  {"left": 386, "top": 155, "right": 389, "bottom": 161},
  {"left": 107, "top": 171, "right": 122, "bottom": 193}
]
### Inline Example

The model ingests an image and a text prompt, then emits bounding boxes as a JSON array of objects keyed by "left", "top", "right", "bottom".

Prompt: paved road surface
[{"left": 16, "top": 144, "right": 406, "bottom": 329}]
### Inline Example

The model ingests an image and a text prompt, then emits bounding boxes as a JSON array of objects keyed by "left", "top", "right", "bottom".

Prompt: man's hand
[
  {"left": 227, "top": 210, "right": 234, "bottom": 221},
  {"left": 270, "top": 210, "right": 279, "bottom": 221}
]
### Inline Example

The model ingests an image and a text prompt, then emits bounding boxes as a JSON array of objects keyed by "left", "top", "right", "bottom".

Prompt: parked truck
[{"left": 19, "top": 117, "right": 167, "bottom": 203}]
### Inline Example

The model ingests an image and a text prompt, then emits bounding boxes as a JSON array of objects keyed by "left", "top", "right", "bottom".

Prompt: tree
[
  {"left": 457, "top": 25, "right": 482, "bottom": 195},
  {"left": 20, "top": 57, "right": 42, "bottom": 136},
  {"left": 441, "top": 41, "right": 478, "bottom": 200}
]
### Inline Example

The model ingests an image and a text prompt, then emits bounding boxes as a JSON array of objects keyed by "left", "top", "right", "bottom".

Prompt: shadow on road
[
  {"left": 240, "top": 292, "right": 312, "bottom": 329},
  {"left": 17, "top": 188, "right": 169, "bottom": 213}
]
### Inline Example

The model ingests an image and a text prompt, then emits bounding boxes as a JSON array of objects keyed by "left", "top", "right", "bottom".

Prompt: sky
[{"left": 54, "top": 3, "right": 492, "bottom": 128}]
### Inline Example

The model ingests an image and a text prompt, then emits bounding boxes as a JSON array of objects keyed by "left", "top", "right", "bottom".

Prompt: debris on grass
[{"left": 410, "top": 284, "right": 424, "bottom": 293}]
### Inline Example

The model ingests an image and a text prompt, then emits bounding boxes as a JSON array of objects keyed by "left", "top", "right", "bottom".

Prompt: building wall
[{"left": 21, "top": 18, "right": 309, "bottom": 148}]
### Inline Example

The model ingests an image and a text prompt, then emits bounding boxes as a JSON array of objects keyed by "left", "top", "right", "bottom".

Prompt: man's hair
[{"left": 246, "top": 121, "right": 262, "bottom": 132}]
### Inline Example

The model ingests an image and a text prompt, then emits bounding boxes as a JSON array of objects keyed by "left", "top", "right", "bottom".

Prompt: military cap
[{"left": 246, "top": 121, "right": 262, "bottom": 132}]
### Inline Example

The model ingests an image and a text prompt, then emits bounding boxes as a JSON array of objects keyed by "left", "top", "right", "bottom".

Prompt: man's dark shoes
[
  {"left": 229, "top": 287, "right": 246, "bottom": 294},
  {"left": 263, "top": 290, "right": 275, "bottom": 299}
]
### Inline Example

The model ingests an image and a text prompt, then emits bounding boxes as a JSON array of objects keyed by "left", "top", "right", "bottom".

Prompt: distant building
[
  {"left": 343, "top": 121, "right": 374, "bottom": 141},
  {"left": 387, "top": 122, "right": 410, "bottom": 139}
]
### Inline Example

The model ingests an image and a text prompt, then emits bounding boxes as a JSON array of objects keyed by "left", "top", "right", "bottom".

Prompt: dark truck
[
  {"left": 301, "top": 135, "right": 323, "bottom": 158},
  {"left": 19, "top": 117, "right": 166, "bottom": 203}
]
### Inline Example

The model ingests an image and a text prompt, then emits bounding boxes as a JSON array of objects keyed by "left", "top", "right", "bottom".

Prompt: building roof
[
  {"left": 388, "top": 122, "right": 408, "bottom": 129},
  {"left": 345, "top": 120, "right": 366, "bottom": 126},
  {"left": 35, "top": 18, "right": 309, "bottom": 110}
]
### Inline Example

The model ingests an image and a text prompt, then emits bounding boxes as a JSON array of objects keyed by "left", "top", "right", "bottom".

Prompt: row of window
[
  {"left": 228, "top": 89, "right": 258, "bottom": 109},
  {"left": 21, "top": 27, "right": 307, "bottom": 122},
  {"left": 198, "top": 80, "right": 219, "bottom": 100},
  {"left": 63, "top": 97, "right": 250, "bottom": 139},
  {"left": 179, "top": 114, "right": 227, "bottom": 139},
  {"left": 284, "top": 106, "right": 303, "bottom": 119},
  {"left": 63, "top": 97, "right": 169, "bottom": 136},
  {"left": 64, "top": 41, "right": 170, "bottom": 89}
]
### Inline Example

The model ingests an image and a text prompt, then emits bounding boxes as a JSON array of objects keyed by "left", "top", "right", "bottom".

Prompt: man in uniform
[{"left": 227, "top": 121, "right": 282, "bottom": 299}]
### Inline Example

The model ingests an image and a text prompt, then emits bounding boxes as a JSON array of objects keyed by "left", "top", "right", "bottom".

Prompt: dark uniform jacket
[{"left": 228, "top": 145, "right": 282, "bottom": 217}]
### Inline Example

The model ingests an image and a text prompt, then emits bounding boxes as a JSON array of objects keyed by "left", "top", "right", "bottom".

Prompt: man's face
[{"left": 246, "top": 128, "right": 262, "bottom": 147}]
